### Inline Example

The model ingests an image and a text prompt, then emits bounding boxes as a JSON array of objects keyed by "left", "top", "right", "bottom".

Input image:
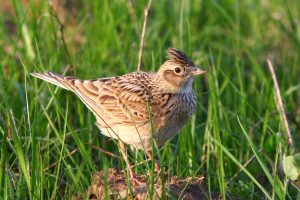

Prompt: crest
[{"left": 167, "top": 48, "right": 195, "bottom": 67}]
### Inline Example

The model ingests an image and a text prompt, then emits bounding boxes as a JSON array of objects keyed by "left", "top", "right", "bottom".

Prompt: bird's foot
[
  {"left": 154, "top": 160, "right": 161, "bottom": 173},
  {"left": 129, "top": 174, "right": 144, "bottom": 186},
  {"left": 146, "top": 150, "right": 161, "bottom": 173}
]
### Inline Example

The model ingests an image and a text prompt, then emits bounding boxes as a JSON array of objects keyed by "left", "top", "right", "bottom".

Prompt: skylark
[{"left": 31, "top": 48, "right": 206, "bottom": 181}]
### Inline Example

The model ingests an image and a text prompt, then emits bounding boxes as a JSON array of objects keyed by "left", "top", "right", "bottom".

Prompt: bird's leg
[
  {"left": 146, "top": 150, "right": 161, "bottom": 172},
  {"left": 118, "top": 141, "right": 142, "bottom": 184}
]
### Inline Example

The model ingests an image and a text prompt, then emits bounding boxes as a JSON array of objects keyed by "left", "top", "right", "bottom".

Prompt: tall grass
[{"left": 0, "top": 0, "right": 299, "bottom": 199}]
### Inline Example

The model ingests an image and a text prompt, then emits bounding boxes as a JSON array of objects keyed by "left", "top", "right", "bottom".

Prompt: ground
[{"left": 76, "top": 169, "right": 224, "bottom": 200}]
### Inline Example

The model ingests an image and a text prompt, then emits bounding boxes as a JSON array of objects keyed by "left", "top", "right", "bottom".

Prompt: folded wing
[{"left": 31, "top": 72, "right": 154, "bottom": 128}]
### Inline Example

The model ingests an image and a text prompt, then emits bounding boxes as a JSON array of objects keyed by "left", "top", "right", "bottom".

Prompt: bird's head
[{"left": 156, "top": 48, "right": 206, "bottom": 93}]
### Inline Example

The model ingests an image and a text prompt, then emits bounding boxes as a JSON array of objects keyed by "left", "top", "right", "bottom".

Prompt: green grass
[{"left": 0, "top": 0, "right": 300, "bottom": 199}]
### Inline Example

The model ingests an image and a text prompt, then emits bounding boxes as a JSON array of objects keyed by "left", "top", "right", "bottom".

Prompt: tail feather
[
  {"left": 30, "top": 72, "right": 74, "bottom": 90},
  {"left": 30, "top": 71, "right": 101, "bottom": 119}
]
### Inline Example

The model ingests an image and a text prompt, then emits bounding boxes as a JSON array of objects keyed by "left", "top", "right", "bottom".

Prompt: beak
[{"left": 191, "top": 67, "right": 207, "bottom": 76}]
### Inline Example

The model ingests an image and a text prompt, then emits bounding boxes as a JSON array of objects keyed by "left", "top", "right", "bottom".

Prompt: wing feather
[{"left": 31, "top": 71, "right": 154, "bottom": 128}]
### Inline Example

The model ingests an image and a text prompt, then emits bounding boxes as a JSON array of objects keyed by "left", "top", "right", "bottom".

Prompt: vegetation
[{"left": 0, "top": 0, "right": 299, "bottom": 199}]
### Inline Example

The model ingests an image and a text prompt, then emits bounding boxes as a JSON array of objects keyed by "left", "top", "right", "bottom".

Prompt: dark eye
[{"left": 174, "top": 67, "right": 181, "bottom": 73}]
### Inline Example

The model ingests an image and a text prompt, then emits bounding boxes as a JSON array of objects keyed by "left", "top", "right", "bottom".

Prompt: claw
[
  {"left": 130, "top": 174, "right": 144, "bottom": 185},
  {"left": 146, "top": 150, "right": 161, "bottom": 173}
]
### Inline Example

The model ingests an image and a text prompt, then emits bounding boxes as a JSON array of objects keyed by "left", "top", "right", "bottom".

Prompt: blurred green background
[{"left": 0, "top": 0, "right": 299, "bottom": 199}]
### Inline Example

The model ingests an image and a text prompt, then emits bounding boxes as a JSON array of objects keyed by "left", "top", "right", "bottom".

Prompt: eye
[{"left": 174, "top": 67, "right": 181, "bottom": 73}]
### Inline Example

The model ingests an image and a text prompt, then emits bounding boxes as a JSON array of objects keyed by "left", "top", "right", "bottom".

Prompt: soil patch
[{"left": 76, "top": 168, "right": 224, "bottom": 200}]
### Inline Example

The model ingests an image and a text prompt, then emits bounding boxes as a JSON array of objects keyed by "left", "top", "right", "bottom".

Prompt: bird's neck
[{"left": 151, "top": 74, "right": 193, "bottom": 94}]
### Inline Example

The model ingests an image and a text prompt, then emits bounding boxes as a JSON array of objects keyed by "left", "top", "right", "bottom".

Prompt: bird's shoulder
[
  {"left": 87, "top": 71, "right": 157, "bottom": 124},
  {"left": 94, "top": 71, "right": 156, "bottom": 102}
]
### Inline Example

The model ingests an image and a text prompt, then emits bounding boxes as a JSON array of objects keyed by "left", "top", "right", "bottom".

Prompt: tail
[
  {"left": 30, "top": 71, "right": 101, "bottom": 119},
  {"left": 30, "top": 72, "right": 75, "bottom": 90}
]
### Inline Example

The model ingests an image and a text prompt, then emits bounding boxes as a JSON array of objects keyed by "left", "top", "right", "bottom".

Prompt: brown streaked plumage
[{"left": 30, "top": 48, "right": 206, "bottom": 181}]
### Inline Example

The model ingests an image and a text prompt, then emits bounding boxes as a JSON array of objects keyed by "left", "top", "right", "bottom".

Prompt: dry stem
[
  {"left": 137, "top": 0, "right": 152, "bottom": 71},
  {"left": 266, "top": 60, "right": 293, "bottom": 147}
]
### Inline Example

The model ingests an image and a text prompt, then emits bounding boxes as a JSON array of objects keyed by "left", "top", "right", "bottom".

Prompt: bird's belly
[
  {"left": 99, "top": 124, "right": 153, "bottom": 150},
  {"left": 154, "top": 123, "right": 182, "bottom": 147},
  {"left": 99, "top": 123, "right": 184, "bottom": 150},
  {"left": 97, "top": 94, "right": 195, "bottom": 150},
  {"left": 154, "top": 112, "right": 190, "bottom": 147}
]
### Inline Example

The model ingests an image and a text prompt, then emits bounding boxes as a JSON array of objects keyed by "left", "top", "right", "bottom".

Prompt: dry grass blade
[
  {"left": 92, "top": 145, "right": 120, "bottom": 160},
  {"left": 266, "top": 60, "right": 293, "bottom": 147},
  {"left": 137, "top": 0, "right": 152, "bottom": 71},
  {"left": 48, "top": 2, "right": 74, "bottom": 67}
]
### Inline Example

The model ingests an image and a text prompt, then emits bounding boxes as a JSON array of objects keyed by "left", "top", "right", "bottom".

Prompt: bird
[{"left": 30, "top": 48, "right": 206, "bottom": 182}]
